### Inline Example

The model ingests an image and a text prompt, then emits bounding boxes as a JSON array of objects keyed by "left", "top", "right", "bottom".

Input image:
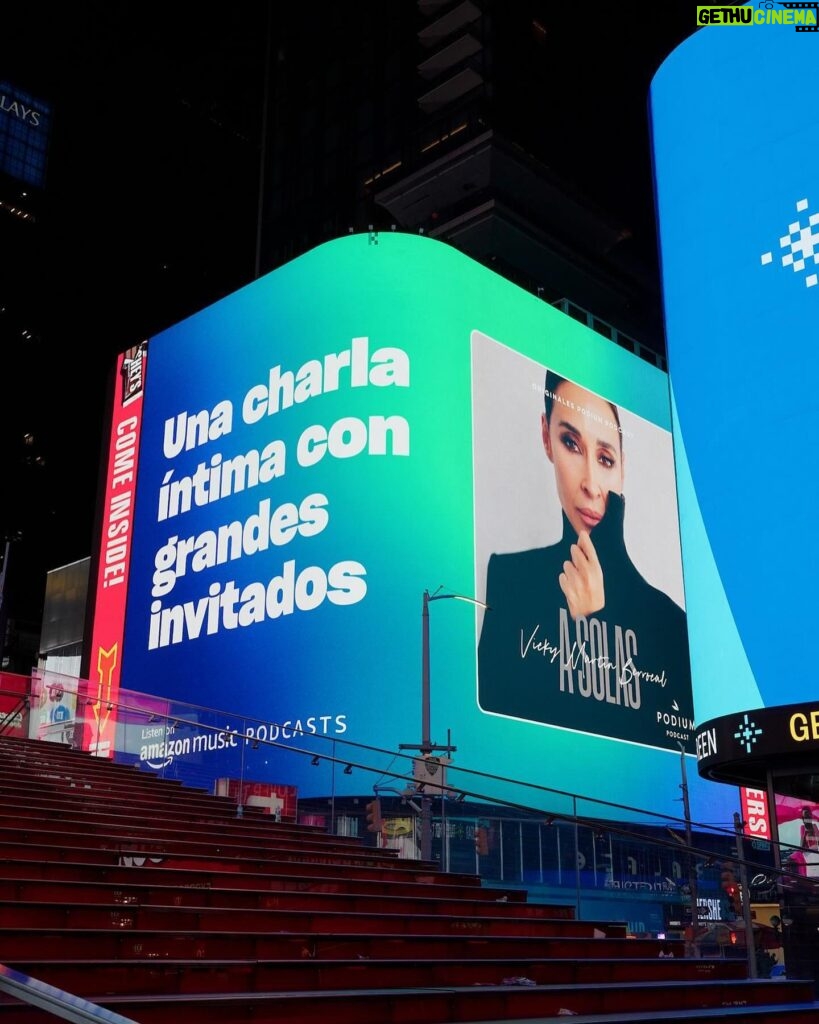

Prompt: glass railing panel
[
  {"left": 10, "top": 666, "right": 819, "bottom": 973},
  {"left": 27, "top": 668, "right": 82, "bottom": 747}
]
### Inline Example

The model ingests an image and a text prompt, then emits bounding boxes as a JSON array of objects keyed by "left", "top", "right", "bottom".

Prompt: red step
[
  {"left": 0, "top": 899, "right": 616, "bottom": 937},
  {"left": 0, "top": 978, "right": 815, "bottom": 1024},
  {"left": 0, "top": 858, "right": 491, "bottom": 898},
  {"left": 0, "top": 954, "right": 749, "bottom": 997},
  {"left": 0, "top": 734, "right": 815, "bottom": 1024},
  {"left": 0, "top": 877, "right": 548, "bottom": 917},
  {"left": 0, "top": 929, "right": 686, "bottom": 961}
]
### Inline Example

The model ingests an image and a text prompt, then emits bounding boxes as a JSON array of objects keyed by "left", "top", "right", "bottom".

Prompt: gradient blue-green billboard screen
[{"left": 104, "top": 233, "right": 731, "bottom": 819}]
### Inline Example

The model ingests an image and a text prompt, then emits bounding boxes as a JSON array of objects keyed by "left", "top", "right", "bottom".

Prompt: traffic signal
[
  {"left": 475, "top": 825, "right": 489, "bottom": 856},
  {"left": 720, "top": 865, "right": 742, "bottom": 919},
  {"left": 365, "top": 797, "right": 383, "bottom": 833}
]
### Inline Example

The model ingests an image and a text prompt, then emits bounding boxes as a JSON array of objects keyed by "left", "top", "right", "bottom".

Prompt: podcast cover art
[{"left": 472, "top": 330, "right": 694, "bottom": 753}]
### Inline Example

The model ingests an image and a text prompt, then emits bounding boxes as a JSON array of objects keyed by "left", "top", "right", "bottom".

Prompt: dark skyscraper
[
  {"left": 0, "top": 5, "right": 268, "bottom": 662},
  {"left": 261, "top": 3, "right": 693, "bottom": 362}
]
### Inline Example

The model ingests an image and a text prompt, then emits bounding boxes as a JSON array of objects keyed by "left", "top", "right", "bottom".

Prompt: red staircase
[{"left": 0, "top": 734, "right": 816, "bottom": 1023}]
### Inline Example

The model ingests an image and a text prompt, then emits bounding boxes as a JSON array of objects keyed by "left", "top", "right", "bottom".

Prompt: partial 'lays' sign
[
  {"left": 697, "top": 4, "right": 818, "bottom": 30},
  {"left": 0, "top": 82, "right": 51, "bottom": 188}
]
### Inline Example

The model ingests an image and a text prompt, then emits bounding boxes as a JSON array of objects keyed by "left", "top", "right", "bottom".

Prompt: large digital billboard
[
  {"left": 87, "top": 232, "right": 733, "bottom": 821},
  {"left": 650, "top": 16, "right": 819, "bottom": 730}
]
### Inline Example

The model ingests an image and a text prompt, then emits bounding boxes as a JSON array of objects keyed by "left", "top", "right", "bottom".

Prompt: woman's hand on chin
[{"left": 559, "top": 530, "right": 605, "bottom": 620}]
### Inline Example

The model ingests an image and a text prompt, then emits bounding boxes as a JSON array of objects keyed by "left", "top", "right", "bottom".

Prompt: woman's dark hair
[{"left": 544, "top": 370, "right": 621, "bottom": 438}]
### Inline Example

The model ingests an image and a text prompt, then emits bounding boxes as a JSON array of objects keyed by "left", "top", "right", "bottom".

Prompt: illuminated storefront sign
[{"left": 696, "top": 702, "right": 819, "bottom": 785}]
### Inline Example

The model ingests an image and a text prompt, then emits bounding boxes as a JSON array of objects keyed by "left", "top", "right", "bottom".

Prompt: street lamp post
[
  {"left": 733, "top": 811, "right": 759, "bottom": 979},
  {"left": 678, "top": 742, "right": 700, "bottom": 957},
  {"left": 0, "top": 538, "right": 14, "bottom": 669},
  {"left": 401, "top": 587, "right": 488, "bottom": 862}
]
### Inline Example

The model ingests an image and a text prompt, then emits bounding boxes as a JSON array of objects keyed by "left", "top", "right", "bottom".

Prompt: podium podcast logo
[
  {"left": 697, "top": 3, "right": 818, "bottom": 30},
  {"left": 760, "top": 197, "right": 819, "bottom": 289}
]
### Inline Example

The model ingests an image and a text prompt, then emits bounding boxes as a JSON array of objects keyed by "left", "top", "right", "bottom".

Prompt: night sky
[{"left": 0, "top": 2, "right": 696, "bottom": 633}]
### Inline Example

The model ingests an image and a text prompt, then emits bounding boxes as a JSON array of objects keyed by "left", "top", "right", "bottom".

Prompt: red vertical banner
[
  {"left": 740, "top": 787, "right": 770, "bottom": 840},
  {"left": 82, "top": 342, "right": 147, "bottom": 756}
]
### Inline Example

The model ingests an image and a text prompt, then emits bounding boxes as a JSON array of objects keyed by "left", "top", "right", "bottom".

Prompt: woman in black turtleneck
[{"left": 477, "top": 371, "right": 693, "bottom": 752}]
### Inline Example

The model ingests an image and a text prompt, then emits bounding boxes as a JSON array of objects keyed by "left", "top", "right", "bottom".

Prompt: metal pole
[
  {"left": 556, "top": 824, "right": 562, "bottom": 885},
  {"left": 607, "top": 834, "right": 614, "bottom": 888},
  {"left": 679, "top": 745, "right": 700, "bottom": 957},
  {"left": 0, "top": 539, "right": 10, "bottom": 669},
  {"left": 409, "top": 588, "right": 477, "bottom": 863},
  {"left": 538, "top": 824, "right": 544, "bottom": 884},
  {"left": 574, "top": 796, "right": 581, "bottom": 920},
  {"left": 254, "top": 0, "right": 272, "bottom": 280},
  {"left": 441, "top": 727, "right": 449, "bottom": 872},
  {"left": 734, "top": 811, "right": 758, "bottom": 978},
  {"left": 420, "top": 590, "right": 432, "bottom": 861},
  {"left": 766, "top": 770, "right": 783, "bottom": 878},
  {"left": 442, "top": 795, "right": 448, "bottom": 872},
  {"left": 330, "top": 739, "right": 336, "bottom": 835},
  {"left": 421, "top": 590, "right": 431, "bottom": 754},
  {"left": 237, "top": 729, "right": 246, "bottom": 818},
  {"left": 94, "top": 698, "right": 102, "bottom": 759}
]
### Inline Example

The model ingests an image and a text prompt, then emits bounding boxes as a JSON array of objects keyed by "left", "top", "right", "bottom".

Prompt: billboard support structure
[
  {"left": 733, "top": 812, "right": 758, "bottom": 979},
  {"left": 400, "top": 588, "right": 484, "bottom": 860},
  {"left": 678, "top": 742, "right": 700, "bottom": 957}
]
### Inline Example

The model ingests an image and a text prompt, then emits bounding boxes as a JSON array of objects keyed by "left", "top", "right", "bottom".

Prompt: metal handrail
[
  {"left": 0, "top": 695, "right": 27, "bottom": 736},
  {"left": 11, "top": 676, "right": 810, "bottom": 878},
  {"left": 0, "top": 963, "right": 138, "bottom": 1024}
]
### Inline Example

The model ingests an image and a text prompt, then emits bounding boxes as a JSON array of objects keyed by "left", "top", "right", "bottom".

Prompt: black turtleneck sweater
[{"left": 477, "top": 493, "right": 694, "bottom": 752}]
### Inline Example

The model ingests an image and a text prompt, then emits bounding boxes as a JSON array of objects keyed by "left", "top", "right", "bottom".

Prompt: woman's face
[{"left": 542, "top": 381, "right": 624, "bottom": 537}]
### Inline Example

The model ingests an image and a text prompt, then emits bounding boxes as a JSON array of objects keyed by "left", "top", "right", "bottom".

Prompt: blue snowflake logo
[{"left": 733, "top": 713, "right": 763, "bottom": 754}]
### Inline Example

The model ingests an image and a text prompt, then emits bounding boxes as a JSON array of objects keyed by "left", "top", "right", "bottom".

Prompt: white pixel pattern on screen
[{"left": 760, "top": 197, "right": 819, "bottom": 288}]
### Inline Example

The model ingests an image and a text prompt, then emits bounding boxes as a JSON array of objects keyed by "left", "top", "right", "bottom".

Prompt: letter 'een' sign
[{"left": 696, "top": 701, "right": 819, "bottom": 790}]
